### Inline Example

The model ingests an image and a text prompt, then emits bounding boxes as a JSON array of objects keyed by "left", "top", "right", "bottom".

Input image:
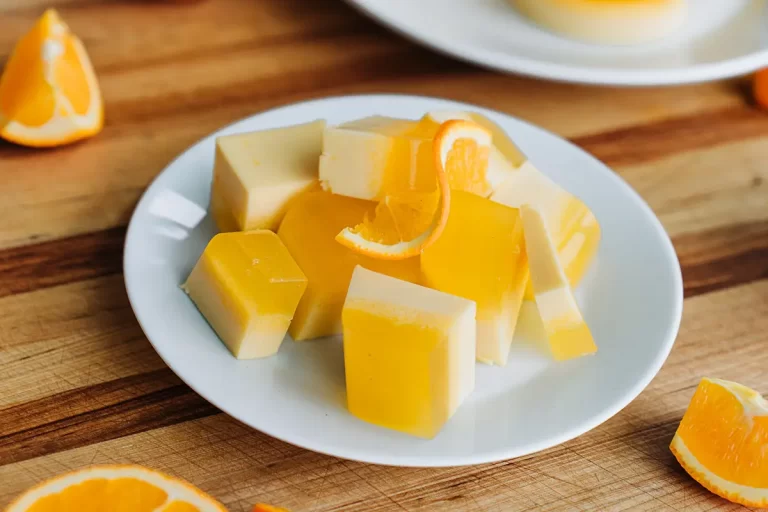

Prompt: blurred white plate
[
  {"left": 124, "top": 94, "right": 683, "bottom": 467},
  {"left": 345, "top": 0, "right": 768, "bottom": 85}
]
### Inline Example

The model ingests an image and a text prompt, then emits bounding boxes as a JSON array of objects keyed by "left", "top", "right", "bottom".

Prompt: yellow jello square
[
  {"left": 212, "top": 120, "right": 325, "bottom": 232},
  {"left": 343, "top": 266, "right": 476, "bottom": 439},
  {"left": 421, "top": 190, "right": 529, "bottom": 366},
  {"left": 183, "top": 230, "right": 307, "bottom": 359},
  {"left": 277, "top": 191, "right": 422, "bottom": 341}
]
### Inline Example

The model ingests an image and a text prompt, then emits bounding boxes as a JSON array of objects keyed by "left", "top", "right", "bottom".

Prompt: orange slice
[
  {"left": 335, "top": 120, "right": 492, "bottom": 260},
  {"left": 419, "top": 111, "right": 516, "bottom": 196},
  {"left": 670, "top": 378, "right": 768, "bottom": 508},
  {"left": 5, "top": 465, "right": 227, "bottom": 512},
  {"left": 434, "top": 119, "right": 493, "bottom": 196},
  {"left": 0, "top": 9, "right": 103, "bottom": 147},
  {"left": 334, "top": 180, "right": 448, "bottom": 260},
  {"left": 334, "top": 130, "right": 443, "bottom": 260}
]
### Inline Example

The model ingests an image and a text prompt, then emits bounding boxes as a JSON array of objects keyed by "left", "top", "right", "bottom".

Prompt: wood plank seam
[
  {"left": 94, "top": 24, "right": 401, "bottom": 76},
  {"left": 571, "top": 106, "right": 767, "bottom": 167},
  {"left": 3, "top": 222, "right": 765, "bottom": 302},
  {"left": 0, "top": 227, "right": 125, "bottom": 299},
  {"left": 0, "top": 380, "right": 218, "bottom": 466}
]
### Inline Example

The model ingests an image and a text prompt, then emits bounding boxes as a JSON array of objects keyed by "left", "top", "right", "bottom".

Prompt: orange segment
[
  {"left": 0, "top": 19, "right": 54, "bottom": 127},
  {"left": 353, "top": 191, "right": 440, "bottom": 246},
  {"left": 443, "top": 136, "right": 490, "bottom": 195},
  {"left": 670, "top": 378, "right": 768, "bottom": 508},
  {"left": 6, "top": 465, "right": 226, "bottom": 512},
  {"left": 0, "top": 9, "right": 103, "bottom": 147},
  {"left": 55, "top": 36, "right": 93, "bottom": 116}
]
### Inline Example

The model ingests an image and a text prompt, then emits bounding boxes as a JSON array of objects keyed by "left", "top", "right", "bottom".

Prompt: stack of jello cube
[{"left": 183, "top": 111, "right": 600, "bottom": 438}]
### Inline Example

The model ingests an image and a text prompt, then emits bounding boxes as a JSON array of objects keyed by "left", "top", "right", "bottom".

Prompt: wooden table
[{"left": 1, "top": 1, "right": 767, "bottom": 510}]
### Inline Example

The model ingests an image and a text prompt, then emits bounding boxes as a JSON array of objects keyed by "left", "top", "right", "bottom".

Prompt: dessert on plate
[
  {"left": 182, "top": 108, "right": 602, "bottom": 438},
  {"left": 510, "top": 0, "right": 688, "bottom": 45}
]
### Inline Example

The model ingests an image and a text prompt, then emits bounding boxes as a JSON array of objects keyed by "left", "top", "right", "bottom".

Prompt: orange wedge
[
  {"left": 670, "top": 378, "right": 768, "bottom": 508},
  {"left": 755, "top": 69, "right": 768, "bottom": 110},
  {"left": 0, "top": 9, "right": 103, "bottom": 147},
  {"left": 5, "top": 465, "right": 226, "bottom": 512},
  {"left": 253, "top": 505, "right": 289, "bottom": 512}
]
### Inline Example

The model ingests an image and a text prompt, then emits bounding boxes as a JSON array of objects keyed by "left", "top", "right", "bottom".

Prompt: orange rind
[
  {"left": 336, "top": 120, "right": 493, "bottom": 260},
  {"left": 5, "top": 465, "right": 226, "bottom": 512},
  {"left": 671, "top": 378, "right": 768, "bottom": 508}
]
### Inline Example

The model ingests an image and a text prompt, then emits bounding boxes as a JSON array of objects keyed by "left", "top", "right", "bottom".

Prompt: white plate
[
  {"left": 124, "top": 94, "right": 683, "bottom": 467},
  {"left": 345, "top": 0, "right": 768, "bottom": 86}
]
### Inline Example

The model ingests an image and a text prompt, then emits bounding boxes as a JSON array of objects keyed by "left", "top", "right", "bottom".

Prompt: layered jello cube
[
  {"left": 343, "top": 266, "right": 476, "bottom": 438},
  {"left": 277, "top": 191, "right": 421, "bottom": 341},
  {"left": 421, "top": 190, "right": 529, "bottom": 366},
  {"left": 521, "top": 205, "right": 597, "bottom": 361},
  {"left": 211, "top": 120, "right": 325, "bottom": 232},
  {"left": 183, "top": 230, "right": 307, "bottom": 359}
]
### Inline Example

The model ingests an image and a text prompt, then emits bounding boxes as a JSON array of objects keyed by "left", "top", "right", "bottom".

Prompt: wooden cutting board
[{"left": 0, "top": 1, "right": 766, "bottom": 510}]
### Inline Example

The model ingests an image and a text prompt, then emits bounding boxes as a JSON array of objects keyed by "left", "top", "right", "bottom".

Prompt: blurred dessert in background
[{"left": 510, "top": 0, "right": 688, "bottom": 45}]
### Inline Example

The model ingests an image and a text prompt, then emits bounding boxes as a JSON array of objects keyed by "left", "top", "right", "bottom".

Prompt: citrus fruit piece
[
  {"left": 0, "top": 9, "right": 103, "bottom": 147},
  {"left": 335, "top": 183, "right": 448, "bottom": 260},
  {"left": 253, "top": 505, "right": 289, "bottom": 512},
  {"left": 335, "top": 120, "right": 492, "bottom": 259},
  {"left": 333, "top": 134, "right": 445, "bottom": 261},
  {"left": 419, "top": 111, "right": 519, "bottom": 195},
  {"left": 5, "top": 465, "right": 227, "bottom": 512},
  {"left": 755, "top": 69, "right": 768, "bottom": 110},
  {"left": 670, "top": 378, "right": 768, "bottom": 508},
  {"left": 509, "top": 0, "right": 687, "bottom": 45},
  {"left": 433, "top": 119, "right": 493, "bottom": 196}
]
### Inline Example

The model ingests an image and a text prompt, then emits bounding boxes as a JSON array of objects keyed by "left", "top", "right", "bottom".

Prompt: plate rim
[
  {"left": 123, "top": 93, "right": 684, "bottom": 466},
  {"left": 344, "top": 0, "right": 768, "bottom": 86}
]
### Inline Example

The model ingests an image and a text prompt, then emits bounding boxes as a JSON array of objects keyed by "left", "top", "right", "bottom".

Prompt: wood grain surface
[{"left": 1, "top": 1, "right": 767, "bottom": 510}]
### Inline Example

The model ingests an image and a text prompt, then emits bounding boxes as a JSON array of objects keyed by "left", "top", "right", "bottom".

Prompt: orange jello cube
[
  {"left": 277, "top": 191, "right": 421, "bottom": 341},
  {"left": 421, "top": 191, "right": 529, "bottom": 366}
]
